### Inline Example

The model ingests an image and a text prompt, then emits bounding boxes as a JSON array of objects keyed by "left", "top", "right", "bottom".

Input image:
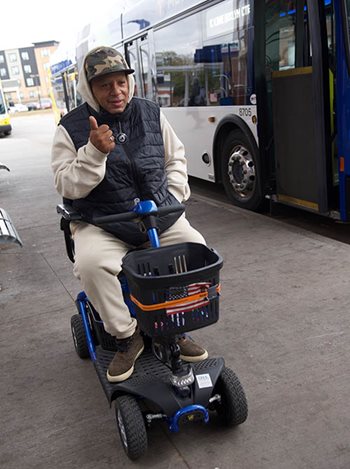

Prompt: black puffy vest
[{"left": 59, "top": 98, "right": 182, "bottom": 246}]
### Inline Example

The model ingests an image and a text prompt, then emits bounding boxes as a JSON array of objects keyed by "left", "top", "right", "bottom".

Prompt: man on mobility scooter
[{"left": 51, "top": 46, "right": 208, "bottom": 383}]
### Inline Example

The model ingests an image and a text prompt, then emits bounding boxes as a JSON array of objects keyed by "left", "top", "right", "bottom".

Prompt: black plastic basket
[{"left": 122, "top": 242, "right": 223, "bottom": 337}]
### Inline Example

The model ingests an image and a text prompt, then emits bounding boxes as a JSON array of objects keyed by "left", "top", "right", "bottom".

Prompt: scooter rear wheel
[
  {"left": 115, "top": 395, "right": 148, "bottom": 460},
  {"left": 213, "top": 366, "right": 248, "bottom": 426},
  {"left": 71, "top": 314, "right": 89, "bottom": 359}
]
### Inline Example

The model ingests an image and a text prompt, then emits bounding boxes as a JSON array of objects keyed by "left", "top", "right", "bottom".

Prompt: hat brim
[{"left": 89, "top": 66, "right": 135, "bottom": 82}]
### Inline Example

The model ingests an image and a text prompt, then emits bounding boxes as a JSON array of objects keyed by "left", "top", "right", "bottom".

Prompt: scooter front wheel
[
  {"left": 115, "top": 395, "right": 148, "bottom": 460},
  {"left": 213, "top": 366, "right": 248, "bottom": 426}
]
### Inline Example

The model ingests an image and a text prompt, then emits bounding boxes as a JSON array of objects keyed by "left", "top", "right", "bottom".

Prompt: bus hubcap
[{"left": 227, "top": 145, "right": 255, "bottom": 199}]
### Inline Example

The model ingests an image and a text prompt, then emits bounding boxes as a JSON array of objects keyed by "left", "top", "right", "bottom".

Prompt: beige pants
[{"left": 71, "top": 215, "right": 206, "bottom": 339}]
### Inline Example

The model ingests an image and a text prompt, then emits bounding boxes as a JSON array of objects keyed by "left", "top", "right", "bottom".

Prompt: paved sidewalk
[{"left": 1, "top": 114, "right": 350, "bottom": 469}]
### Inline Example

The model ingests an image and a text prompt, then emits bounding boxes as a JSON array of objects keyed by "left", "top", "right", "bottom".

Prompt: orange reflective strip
[
  {"left": 130, "top": 284, "right": 221, "bottom": 312},
  {"left": 339, "top": 156, "right": 345, "bottom": 173}
]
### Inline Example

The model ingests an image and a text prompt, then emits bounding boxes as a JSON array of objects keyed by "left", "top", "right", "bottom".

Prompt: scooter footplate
[{"left": 94, "top": 346, "right": 224, "bottom": 413}]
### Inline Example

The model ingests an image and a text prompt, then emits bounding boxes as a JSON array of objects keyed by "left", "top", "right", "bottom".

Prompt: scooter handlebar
[
  {"left": 92, "top": 211, "right": 138, "bottom": 224},
  {"left": 92, "top": 203, "right": 185, "bottom": 225},
  {"left": 156, "top": 204, "right": 185, "bottom": 216}
]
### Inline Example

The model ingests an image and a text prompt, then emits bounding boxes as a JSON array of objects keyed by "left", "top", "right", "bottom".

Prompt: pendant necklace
[{"left": 114, "top": 122, "right": 128, "bottom": 144}]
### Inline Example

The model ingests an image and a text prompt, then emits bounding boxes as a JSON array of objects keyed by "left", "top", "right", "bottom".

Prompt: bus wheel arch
[{"left": 214, "top": 118, "right": 263, "bottom": 211}]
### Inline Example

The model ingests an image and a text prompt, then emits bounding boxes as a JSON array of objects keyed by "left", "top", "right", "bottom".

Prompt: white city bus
[
  {"left": 49, "top": 41, "right": 82, "bottom": 124},
  {"left": 72, "top": 0, "right": 350, "bottom": 221},
  {"left": 0, "top": 80, "right": 11, "bottom": 137}
]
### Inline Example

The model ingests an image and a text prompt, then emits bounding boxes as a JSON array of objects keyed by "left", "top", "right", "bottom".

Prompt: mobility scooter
[{"left": 57, "top": 200, "right": 248, "bottom": 460}]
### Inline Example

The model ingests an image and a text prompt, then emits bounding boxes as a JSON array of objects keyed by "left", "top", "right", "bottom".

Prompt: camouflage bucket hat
[{"left": 85, "top": 47, "right": 134, "bottom": 82}]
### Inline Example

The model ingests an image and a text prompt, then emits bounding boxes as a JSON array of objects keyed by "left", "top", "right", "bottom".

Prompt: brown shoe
[
  {"left": 106, "top": 328, "right": 144, "bottom": 383},
  {"left": 177, "top": 335, "right": 208, "bottom": 362}
]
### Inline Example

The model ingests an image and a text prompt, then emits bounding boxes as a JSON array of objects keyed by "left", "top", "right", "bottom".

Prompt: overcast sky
[{"left": 1, "top": 0, "right": 123, "bottom": 51}]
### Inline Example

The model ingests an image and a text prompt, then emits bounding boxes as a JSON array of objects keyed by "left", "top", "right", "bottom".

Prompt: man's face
[{"left": 91, "top": 72, "right": 130, "bottom": 114}]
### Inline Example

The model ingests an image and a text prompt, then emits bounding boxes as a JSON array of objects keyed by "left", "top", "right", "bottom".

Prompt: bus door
[
  {"left": 125, "top": 32, "right": 157, "bottom": 102},
  {"left": 336, "top": 0, "right": 350, "bottom": 220},
  {"left": 262, "top": 0, "right": 332, "bottom": 214}
]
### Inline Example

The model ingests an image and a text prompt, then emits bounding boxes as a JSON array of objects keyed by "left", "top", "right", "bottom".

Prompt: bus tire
[{"left": 221, "top": 129, "right": 263, "bottom": 211}]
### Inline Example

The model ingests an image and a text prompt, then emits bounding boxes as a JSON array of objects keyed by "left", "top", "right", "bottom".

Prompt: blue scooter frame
[{"left": 58, "top": 200, "right": 248, "bottom": 461}]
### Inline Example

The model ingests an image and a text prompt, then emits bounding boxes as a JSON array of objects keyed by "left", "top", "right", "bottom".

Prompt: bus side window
[
  {"left": 153, "top": 0, "right": 251, "bottom": 107},
  {"left": 189, "top": 78, "right": 206, "bottom": 106},
  {"left": 265, "top": 1, "right": 297, "bottom": 72},
  {"left": 265, "top": 0, "right": 315, "bottom": 73}
]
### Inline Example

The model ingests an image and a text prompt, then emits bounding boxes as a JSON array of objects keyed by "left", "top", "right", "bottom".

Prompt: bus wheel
[{"left": 221, "top": 130, "right": 263, "bottom": 210}]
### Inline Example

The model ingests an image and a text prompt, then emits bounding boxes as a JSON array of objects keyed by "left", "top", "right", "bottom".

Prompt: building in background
[{"left": 0, "top": 40, "right": 59, "bottom": 108}]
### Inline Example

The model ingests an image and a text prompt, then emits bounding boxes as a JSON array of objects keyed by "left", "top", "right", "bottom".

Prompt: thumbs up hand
[{"left": 89, "top": 116, "right": 115, "bottom": 153}]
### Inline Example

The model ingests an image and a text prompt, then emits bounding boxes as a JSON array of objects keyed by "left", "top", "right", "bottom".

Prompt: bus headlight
[{"left": 0, "top": 117, "right": 10, "bottom": 125}]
